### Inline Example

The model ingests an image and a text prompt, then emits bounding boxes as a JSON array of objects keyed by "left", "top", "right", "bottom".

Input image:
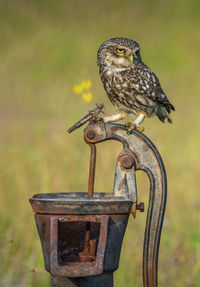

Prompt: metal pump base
[{"left": 50, "top": 272, "right": 113, "bottom": 287}]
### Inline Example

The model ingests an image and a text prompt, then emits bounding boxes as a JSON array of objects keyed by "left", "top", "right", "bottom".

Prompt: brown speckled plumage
[{"left": 97, "top": 37, "right": 175, "bottom": 124}]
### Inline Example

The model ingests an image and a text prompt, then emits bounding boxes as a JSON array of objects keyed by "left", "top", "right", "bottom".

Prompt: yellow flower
[
  {"left": 81, "top": 80, "right": 92, "bottom": 90},
  {"left": 82, "top": 92, "right": 93, "bottom": 103},
  {"left": 73, "top": 84, "right": 83, "bottom": 94}
]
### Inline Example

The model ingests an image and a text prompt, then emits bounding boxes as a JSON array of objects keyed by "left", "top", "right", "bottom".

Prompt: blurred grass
[{"left": 0, "top": 0, "right": 200, "bottom": 286}]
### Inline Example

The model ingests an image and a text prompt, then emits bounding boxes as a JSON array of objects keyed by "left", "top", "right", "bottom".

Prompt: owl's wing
[
  {"left": 125, "top": 65, "right": 175, "bottom": 113},
  {"left": 147, "top": 82, "right": 175, "bottom": 113},
  {"left": 147, "top": 74, "right": 175, "bottom": 113}
]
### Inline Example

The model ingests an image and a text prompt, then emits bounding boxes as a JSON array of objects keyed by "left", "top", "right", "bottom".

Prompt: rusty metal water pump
[{"left": 30, "top": 106, "right": 167, "bottom": 287}]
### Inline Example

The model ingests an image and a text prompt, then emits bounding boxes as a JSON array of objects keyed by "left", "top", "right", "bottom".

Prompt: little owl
[{"left": 97, "top": 37, "right": 175, "bottom": 132}]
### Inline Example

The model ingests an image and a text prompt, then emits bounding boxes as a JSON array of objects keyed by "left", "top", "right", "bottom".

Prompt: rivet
[
  {"left": 121, "top": 156, "right": 134, "bottom": 169},
  {"left": 87, "top": 130, "right": 95, "bottom": 140}
]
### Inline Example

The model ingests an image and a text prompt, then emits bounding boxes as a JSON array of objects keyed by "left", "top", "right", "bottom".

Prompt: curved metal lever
[{"left": 84, "top": 123, "right": 167, "bottom": 287}]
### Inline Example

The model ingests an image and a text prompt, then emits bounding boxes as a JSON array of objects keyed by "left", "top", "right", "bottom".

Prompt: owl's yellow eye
[{"left": 116, "top": 48, "right": 125, "bottom": 54}]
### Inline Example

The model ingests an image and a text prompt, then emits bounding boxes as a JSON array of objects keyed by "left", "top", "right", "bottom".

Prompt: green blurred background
[{"left": 0, "top": 0, "right": 200, "bottom": 286}]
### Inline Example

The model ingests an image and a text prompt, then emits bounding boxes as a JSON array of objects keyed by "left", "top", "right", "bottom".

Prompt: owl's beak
[{"left": 128, "top": 54, "right": 133, "bottom": 63}]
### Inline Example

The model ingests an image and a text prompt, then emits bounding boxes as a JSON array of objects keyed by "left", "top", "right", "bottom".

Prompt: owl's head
[{"left": 97, "top": 37, "right": 141, "bottom": 69}]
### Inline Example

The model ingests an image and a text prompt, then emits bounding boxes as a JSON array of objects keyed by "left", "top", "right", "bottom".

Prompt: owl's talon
[
  {"left": 136, "top": 125, "right": 145, "bottom": 132},
  {"left": 125, "top": 122, "right": 132, "bottom": 128},
  {"left": 127, "top": 124, "right": 144, "bottom": 134}
]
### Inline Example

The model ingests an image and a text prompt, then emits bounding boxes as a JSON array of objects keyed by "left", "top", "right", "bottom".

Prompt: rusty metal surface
[
  {"left": 87, "top": 143, "right": 96, "bottom": 197},
  {"left": 84, "top": 123, "right": 167, "bottom": 287},
  {"left": 50, "top": 215, "right": 108, "bottom": 277},
  {"left": 30, "top": 121, "right": 166, "bottom": 287},
  {"left": 114, "top": 153, "right": 137, "bottom": 202},
  {"left": 30, "top": 192, "right": 132, "bottom": 215},
  {"left": 67, "top": 104, "right": 104, "bottom": 134},
  {"left": 35, "top": 213, "right": 129, "bottom": 280}
]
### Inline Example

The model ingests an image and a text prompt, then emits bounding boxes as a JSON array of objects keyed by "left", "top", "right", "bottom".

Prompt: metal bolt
[
  {"left": 87, "top": 130, "right": 95, "bottom": 140},
  {"left": 136, "top": 202, "right": 144, "bottom": 212},
  {"left": 121, "top": 156, "right": 134, "bottom": 169}
]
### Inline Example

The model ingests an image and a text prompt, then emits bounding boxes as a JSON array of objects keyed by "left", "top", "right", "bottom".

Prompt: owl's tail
[{"left": 156, "top": 106, "right": 173, "bottom": 123}]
